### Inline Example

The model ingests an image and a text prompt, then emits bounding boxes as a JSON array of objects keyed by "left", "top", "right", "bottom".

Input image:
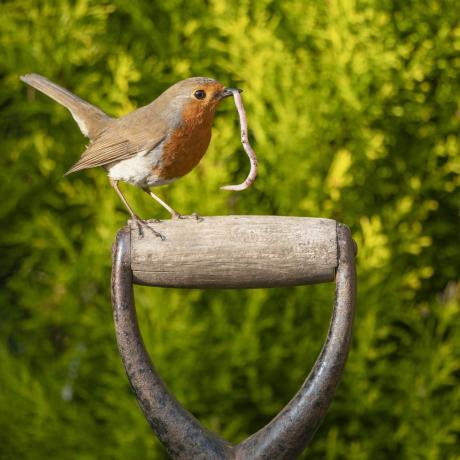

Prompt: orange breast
[
  {"left": 153, "top": 102, "right": 216, "bottom": 180},
  {"left": 156, "top": 124, "right": 211, "bottom": 180}
]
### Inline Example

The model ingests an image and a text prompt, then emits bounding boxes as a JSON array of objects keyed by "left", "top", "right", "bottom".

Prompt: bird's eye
[{"left": 194, "top": 89, "right": 206, "bottom": 100}]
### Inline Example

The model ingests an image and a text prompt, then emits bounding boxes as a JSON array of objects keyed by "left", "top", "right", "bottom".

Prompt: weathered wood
[
  {"left": 129, "top": 216, "right": 337, "bottom": 288},
  {"left": 112, "top": 221, "right": 356, "bottom": 457}
]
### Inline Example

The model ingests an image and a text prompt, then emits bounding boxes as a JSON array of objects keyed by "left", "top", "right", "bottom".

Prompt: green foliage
[{"left": 1, "top": 0, "right": 459, "bottom": 459}]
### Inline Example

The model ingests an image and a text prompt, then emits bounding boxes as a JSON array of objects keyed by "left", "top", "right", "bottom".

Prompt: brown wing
[{"left": 65, "top": 107, "right": 168, "bottom": 175}]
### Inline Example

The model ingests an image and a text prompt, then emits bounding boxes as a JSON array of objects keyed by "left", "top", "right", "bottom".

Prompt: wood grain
[{"left": 129, "top": 216, "right": 338, "bottom": 289}]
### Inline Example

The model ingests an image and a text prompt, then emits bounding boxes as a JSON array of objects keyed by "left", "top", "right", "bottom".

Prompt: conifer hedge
[{"left": 1, "top": 1, "right": 459, "bottom": 458}]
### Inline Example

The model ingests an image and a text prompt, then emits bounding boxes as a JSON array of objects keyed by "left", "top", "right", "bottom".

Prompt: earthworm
[{"left": 221, "top": 89, "right": 258, "bottom": 191}]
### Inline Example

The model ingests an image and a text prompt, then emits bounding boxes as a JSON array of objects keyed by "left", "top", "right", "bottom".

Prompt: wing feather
[{"left": 65, "top": 110, "right": 168, "bottom": 175}]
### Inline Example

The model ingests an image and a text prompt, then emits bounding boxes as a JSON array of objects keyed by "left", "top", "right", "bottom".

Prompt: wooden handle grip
[{"left": 129, "top": 216, "right": 338, "bottom": 289}]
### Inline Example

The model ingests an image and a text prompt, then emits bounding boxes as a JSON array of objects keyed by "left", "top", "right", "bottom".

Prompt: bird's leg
[
  {"left": 142, "top": 188, "right": 202, "bottom": 221},
  {"left": 110, "top": 179, "right": 165, "bottom": 240},
  {"left": 110, "top": 178, "right": 139, "bottom": 219},
  {"left": 142, "top": 187, "right": 180, "bottom": 217}
]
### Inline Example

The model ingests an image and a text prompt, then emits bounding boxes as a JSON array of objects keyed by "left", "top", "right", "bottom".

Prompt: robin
[{"left": 20, "top": 73, "right": 241, "bottom": 237}]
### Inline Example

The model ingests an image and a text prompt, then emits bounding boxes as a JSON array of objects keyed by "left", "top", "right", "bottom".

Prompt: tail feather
[{"left": 20, "top": 73, "right": 112, "bottom": 139}]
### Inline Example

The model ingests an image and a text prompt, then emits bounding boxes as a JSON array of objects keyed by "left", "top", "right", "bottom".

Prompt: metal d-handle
[{"left": 111, "top": 216, "right": 356, "bottom": 459}]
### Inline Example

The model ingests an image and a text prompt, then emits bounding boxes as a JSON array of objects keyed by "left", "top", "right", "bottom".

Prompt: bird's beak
[{"left": 220, "top": 87, "right": 243, "bottom": 99}]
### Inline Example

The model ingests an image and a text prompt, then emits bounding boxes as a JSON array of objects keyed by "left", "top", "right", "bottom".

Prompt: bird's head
[{"left": 158, "top": 77, "right": 241, "bottom": 127}]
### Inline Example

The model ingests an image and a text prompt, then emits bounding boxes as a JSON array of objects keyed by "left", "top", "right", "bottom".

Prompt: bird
[{"left": 20, "top": 73, "right": 240, "bottom": 238}]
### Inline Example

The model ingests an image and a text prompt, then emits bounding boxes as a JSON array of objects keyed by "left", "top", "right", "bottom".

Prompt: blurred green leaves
[{"left": 1, "top": 0, "right": 459, "bottom": 459}]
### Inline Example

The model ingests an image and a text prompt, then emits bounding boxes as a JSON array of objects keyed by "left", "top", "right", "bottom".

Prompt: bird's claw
[
  {"left": 172, "top": 212, "right": 203, "bottom": 222},
  {"left": 131, "top": 217, "right": 165, "bottom": 240},
  {"left": 191, "top": 212, "right": 204, "bottom": 222}
]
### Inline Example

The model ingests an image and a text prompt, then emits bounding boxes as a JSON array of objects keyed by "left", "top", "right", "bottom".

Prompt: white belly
[{"left": 107, "top": 144, "right": 177, "bottom": 188}]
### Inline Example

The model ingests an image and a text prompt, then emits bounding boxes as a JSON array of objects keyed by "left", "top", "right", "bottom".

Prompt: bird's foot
[
  {"left": 172, "top": 212, "right": 204, "bottom": 222},
  {"left": 130, "top": 216, "right": 165, "bottom": 240}
]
